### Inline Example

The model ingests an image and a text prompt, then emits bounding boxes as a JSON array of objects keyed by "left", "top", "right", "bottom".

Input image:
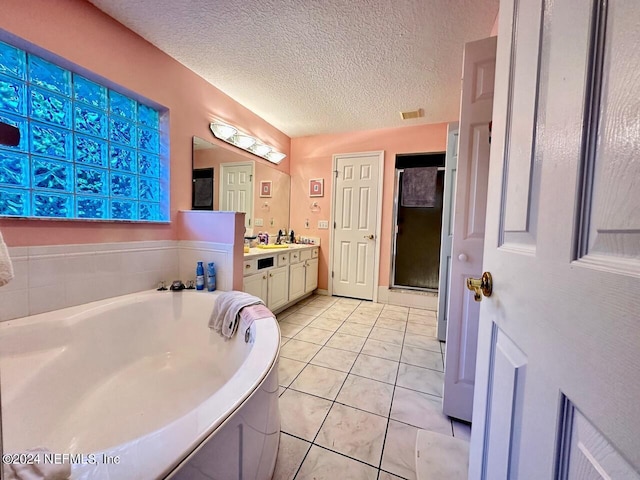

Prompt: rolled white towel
[
  {"left": 0, "top": 229, "right": 14, "bottom": 287},
  {"left": 209, "top": 291, "right": 264, "bottom": 339}
]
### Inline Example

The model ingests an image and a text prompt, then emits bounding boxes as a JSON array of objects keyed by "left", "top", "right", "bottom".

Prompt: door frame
[{"left": 328, "top": 151, "right": 385, "bottom": 302}]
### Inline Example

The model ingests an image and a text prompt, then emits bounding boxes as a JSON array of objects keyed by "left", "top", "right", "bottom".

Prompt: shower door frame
[{"left": 390, "top": 163, "right": 446, "bottom": 292}]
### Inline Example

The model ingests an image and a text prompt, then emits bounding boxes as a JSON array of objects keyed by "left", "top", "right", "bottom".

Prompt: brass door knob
[
  {"left": 364, "top": 234, "right": 374, "bottom": 239},
  {"left": 466, "top": 272, "right": 492, "bottom": 302}
]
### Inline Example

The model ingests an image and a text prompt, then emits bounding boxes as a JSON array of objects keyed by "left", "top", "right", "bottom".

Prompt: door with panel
[
  {"left": 243, "top": 273, "right": 267, "bottom": 304},
  {"left": 331, "top": 152, "right": 383, "bottom": 300},
  {"left": 289, "top": 261, "right": 306, "bottom": 301},
  {"left": 442, "top": 36, "right": 496, "bottom": 422},
  {"left": 470, "top": 0, "right": 640, "bottom": 478},
  {"left": 304, "top": 258, "right": 318, "bottom": 293},
  {"left": 220, "top": 162, "right": 254, "bottom": 229},
  {"left": 267, "top": 265, "right": 289, "bottom": 311}
]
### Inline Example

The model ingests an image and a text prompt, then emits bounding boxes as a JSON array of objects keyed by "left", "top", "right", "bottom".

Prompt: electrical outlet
[
  {"left": 255, "top": 218, "right": 263, "bottom": 227},
  {"left": 318, "top": 220, "right": 329, "bottom": 229}
]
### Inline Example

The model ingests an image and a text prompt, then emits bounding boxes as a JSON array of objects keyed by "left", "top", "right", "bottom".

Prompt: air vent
[{"left": 400, "top": 109, "right": 423, "bottom": 120}]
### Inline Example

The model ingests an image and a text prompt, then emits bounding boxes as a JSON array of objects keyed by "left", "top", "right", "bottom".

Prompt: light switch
[
  {"left": 318, "top": 220, "right": 329, "bottom": 229},
  {"left": 255, "top": 218, "right": 264, "bottom": 226}
]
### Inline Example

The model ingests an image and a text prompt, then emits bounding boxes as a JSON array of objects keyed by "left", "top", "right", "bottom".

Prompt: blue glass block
[
  {"left": 0, "top": 41, "right": 26, "bottom": 79},
  {"left": 77, "top": 196, "right": 107, "bottom": 219},
  {"left": 139, "top": 177, "right": 159, "bottom": 202},
  {"left": 109, "top": 117, "right": 135, "bottom": 147},
  {"left": 137, "top": 103, "right": 159, "bottom": 129},
  {"left": 76, "top": 166, "right": 108, "bottom": 196},
  {"left": 74, "top": 104, "right": 107, "bottom": 138},
  {"left": 138, "top": 126, "right": 159, "bottom": 153},
  {"left": 73, "top": 75, "right": 107, "bottom": 109},
  {"left": 110, "top": 199, "right": 137, "bottom": 220},
  {"left": 0, "top": 112, "right": 28, "bottom": 153},
  {"left": 110, "top": 172, "right": 137, "bottom": 198},
  {"left": 0, "top": 74, "right": 26, "bottom": 115},
  {"left": 32, "top": 156, "right": 73, "bottom": 192},
  {"left": 0, "top": 187, "right": 29, "bottom": 216},
  {"left": 138, "top": 152, "right": 159, "bottom": 177},
  {"left": 139, "top": 202, "right": 160, "bottom": 221},
  {"left": 30, "top": 122, "right": 73, "bottom": 161},
  {"left": 109, "top": 91, "right": 135, "bottom": 120},
  {"left": 109, "top": 145, "right": 136, "bottom": 173},
  {"left": 28, "top": 55, "right": 71, "bottom": 96},
  {"left": 75, "top": 134, "right": 108, "bottom": 167},
  {"left": 32, "top": 191, "right": 73, "bottom": 217},
  {"left": 0, "top": 151, "right": 29, "bottom": 188},
  {"left": 29, "top": 86, "right": 71, "bottom": 128}
]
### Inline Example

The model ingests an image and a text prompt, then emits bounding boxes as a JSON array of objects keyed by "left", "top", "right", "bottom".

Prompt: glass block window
[{"left": 0, "top": 40, "right": 167, "bottom": 221}]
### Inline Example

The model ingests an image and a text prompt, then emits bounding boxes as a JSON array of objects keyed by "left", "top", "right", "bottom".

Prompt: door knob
[
  {"left": 364, "top": 234, "right": 375, "bottom": 240},
  {"left": 466, "top": 272, "right": 492, "bottom": 302},
  {"left": 458, "top": 253, "right": 468, "bottom": 262}
]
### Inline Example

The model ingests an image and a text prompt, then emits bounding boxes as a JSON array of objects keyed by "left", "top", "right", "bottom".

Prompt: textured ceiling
[{"left": 88, "top": 0, "right": 498, "bottom": 137}]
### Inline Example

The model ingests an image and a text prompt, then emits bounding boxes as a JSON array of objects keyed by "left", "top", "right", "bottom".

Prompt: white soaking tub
[{"left": 0, "top": 290, "right": 281, "bottom": 479}]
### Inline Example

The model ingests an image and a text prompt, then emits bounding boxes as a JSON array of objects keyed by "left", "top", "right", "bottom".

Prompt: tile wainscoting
[{"left": 0, "top": 240, "right": 235, "bottom": 322}]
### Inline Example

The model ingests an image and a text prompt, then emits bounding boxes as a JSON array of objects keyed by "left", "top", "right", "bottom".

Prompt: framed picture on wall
[
  {"left": 309, "top": 178, "right": 324, "bottom": 197},
  {"left": 260, "top": 180, "right": 272, "bottom": 198}
]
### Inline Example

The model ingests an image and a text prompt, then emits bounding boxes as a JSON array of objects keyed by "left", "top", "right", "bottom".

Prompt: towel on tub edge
[
  {"left": 209, "top": 291, "right": 265, "bottom": 339},
  {"left": 239, "top": 304, "right": 275, "bottom": 336},
  {"left": 0, "top": 229, "right": 14, "bottom": 287}
]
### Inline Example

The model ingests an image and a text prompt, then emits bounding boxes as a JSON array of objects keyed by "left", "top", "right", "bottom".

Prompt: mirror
[{"left": 192, "top": 136, "right": 290, "bottom": 233}]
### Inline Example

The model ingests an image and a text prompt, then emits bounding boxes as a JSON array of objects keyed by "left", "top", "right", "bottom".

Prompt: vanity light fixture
[{"left": 209, "top": 121, "right": 287, "bottom": 165}]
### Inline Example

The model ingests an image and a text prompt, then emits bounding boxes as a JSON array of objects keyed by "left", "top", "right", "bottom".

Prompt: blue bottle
[
  {"left": 207, "top": 262, "right": 217, "bottom": 292},
  {"left": 196, "top": 262, "right": 205, "bottom": 290}
]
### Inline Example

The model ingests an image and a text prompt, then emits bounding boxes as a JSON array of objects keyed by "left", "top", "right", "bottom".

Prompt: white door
[
  {"left": 220, "top": 162, "right": 254, "bottom": 230},
  {"left": 243, "top": 273, "right": 267, "bottom": 303},
  {"left": 437, "top": 122, "right": 459, "bottom": 341},
  {"left": 331, "top": 152, "right": 383, "bottom": 301},
  {"left": 470, "top": 0, "right": 640, "bottom": 478},
  {"left": 442, "top": 36, "right": 496, "bottom": 422}
]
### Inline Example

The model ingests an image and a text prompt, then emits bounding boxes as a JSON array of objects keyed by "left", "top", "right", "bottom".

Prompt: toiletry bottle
[
  {"left": 207, "top": 262, "right": 216, "bottom": 292},
  {"left": 196, "top": 262, "right": 205, "bottom": 290},
  {"left": 290, "top": 229, "right": 295, "bottom": 244},
  {"left": 264, "top": 232, "right": 269, "bottom": 245}
]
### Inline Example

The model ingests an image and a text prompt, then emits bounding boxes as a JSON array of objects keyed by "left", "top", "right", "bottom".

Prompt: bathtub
[{"left": 0, "top": 290, "right": 281, "bottom": 479}]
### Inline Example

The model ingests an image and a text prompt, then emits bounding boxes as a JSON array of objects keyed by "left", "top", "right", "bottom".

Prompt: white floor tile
[
  {"left": 279, "top": 321, "right": 306, "bottom": 338},
  {"left": 272, "top": 432, "right": 311, "bottom": 480},
  {"left": 279, "top": 389, "right": 332, "bottom": 441},
  {"left": 296, "top": 445, "right": 378, "bottom": 480},
  {"left": 396, "top": 363, "right": 444, "bottom": 397},
  {"left": 316, "top": 403, "right": 387, "bottom": 466},
  {"left": 290, "top": 364, "right": 348, "bottom": 400},
  {"left": 401, "top": 345, "right": 444, "bottom": 371},
  {"left": 378, "top": 309, "right": 409, "bottom": 322},
  {"left": 368, "top": 326, "right": 405, "bottom": 345},
  {"left": 280, "top": 339, "right": 323, "bottom": 362},
  {"left": 336, "top": 374, "right": 394, "bottom": 417},
  {"left": 283, "top": 312, "right": 317, "bottom": 326},
  {"left": 309, "top": 316, "right": 344, "bottom": 331},
  {"left": 297, "top": 305, "right": 328, "bottom": 316},
  {"left": 390, "top": 386, "right": 452, "bottom": 435},
  {"left": 415, "top": 430, "right": 469, "bottom": 480},
  {"left": 351, "top": 354, "right": 399, "bottom": 384},
  {"left": 337, "top": 322, "right": 373, "bottom": 337},
  {"left": 405, "top": 322, "right": 436, "bottom": 337},
  {"left": 381, "top": 420, "right": 418, "bottom": 480},
  {"left": 403, "top": 333, "right": 442, "bottom": 352},
  {"left": 361, "top": 338, "right": 402, "bottom": 361},
  {"left": 310, "top": 346, "right": 358, "bottom": 372},
  {"left": 278, "top": 357, "right": 307, "bottom": 387},
  {"left": 293, "top": 326, "right": 335, "bottom": 345},
  {"left": 452, "top": 420, "right": 472, "bottom": 442},
  {"left": 325, "top": 333, "right": 367, "bottom": 353}
]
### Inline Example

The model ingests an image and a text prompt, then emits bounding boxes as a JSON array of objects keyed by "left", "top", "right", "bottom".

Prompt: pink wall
[
  {"left": 0, "top": 0, "right": 289, "bottom": 247},
  {"left": 290, "top": 123, "right": 448, "bottom": 291},
  {"left": 490, "top": 11, "right": 500, "bottom": 37}
]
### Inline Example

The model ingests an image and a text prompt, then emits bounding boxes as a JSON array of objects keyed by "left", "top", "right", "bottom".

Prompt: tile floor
[{"left": 272, "top": 294, "right": 471, "bottom": 480}]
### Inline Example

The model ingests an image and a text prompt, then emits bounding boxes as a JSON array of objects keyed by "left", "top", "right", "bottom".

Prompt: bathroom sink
[{"left": 256, "top": 244, "right": 290, "bottom": 249}]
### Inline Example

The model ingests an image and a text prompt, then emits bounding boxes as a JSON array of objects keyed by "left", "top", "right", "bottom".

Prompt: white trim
[{"left": 329, "top": 151, "right": 384, "bottom": 302}]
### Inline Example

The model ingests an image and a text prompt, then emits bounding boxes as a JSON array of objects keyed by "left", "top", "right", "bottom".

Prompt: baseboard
[
  {"left": 315, "top": 289, "right": 329, "bottom": 296},
  {"left": 377, "top": 287, "right": 438, "bottom": 311}
]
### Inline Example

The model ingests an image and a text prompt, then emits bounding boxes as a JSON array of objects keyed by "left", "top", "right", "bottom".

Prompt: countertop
[{"left": 243, "top": 243, "right": 318, "bottom": 259}]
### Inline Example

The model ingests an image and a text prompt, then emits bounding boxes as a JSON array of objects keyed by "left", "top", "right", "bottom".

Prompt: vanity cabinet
[{"left": 243, "top": 246, "right": 319, "bottom": 313}]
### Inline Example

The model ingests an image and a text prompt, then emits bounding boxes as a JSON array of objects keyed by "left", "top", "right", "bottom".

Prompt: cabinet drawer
[
  {"left": 312, "top": 248, "right": 319, "bottom": 259},
  {"left": 290, "top": 251, "right": 301, "bottom": 263},
  {"left": 300, "top": 249, "right": 312, "bottom": 261},
  {"left": 277, "top": 252, "right": 289, "bottom": 267},
  {"left": 243, "top": 259, "right": 256, "bottom": 276}
]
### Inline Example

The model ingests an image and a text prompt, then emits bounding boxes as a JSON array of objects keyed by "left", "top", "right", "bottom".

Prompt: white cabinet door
[
  {"left": 289, "top": 262, "right": 306, "bottom": 301},
  {"left": 267, "top": 265, "right": 289, "bottom": 311},
  {"left": 243, "top": 272, "right": 267, "bottom": 303},
  {"left": 304, "top": 258, "right": 318, "bottom": 294},
  {"left": 470, "top": 0, "right": 640, "bottom": 477}
]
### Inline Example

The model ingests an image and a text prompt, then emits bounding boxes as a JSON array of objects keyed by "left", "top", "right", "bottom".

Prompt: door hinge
[
  {"left": 249, "top": 174, "right": 253, "bottom": 181},
  {"left": 334, "top": 170, "right": 339, "bottom": 178},
  {"left": 248, "top": 218, "right": 251, "bottom": 226},
  {"left": 331, "top": 271, "right": 334, "bottom": 278},
  {"left": 334, "top": 221, "right": 336, "bottom": 229}
]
